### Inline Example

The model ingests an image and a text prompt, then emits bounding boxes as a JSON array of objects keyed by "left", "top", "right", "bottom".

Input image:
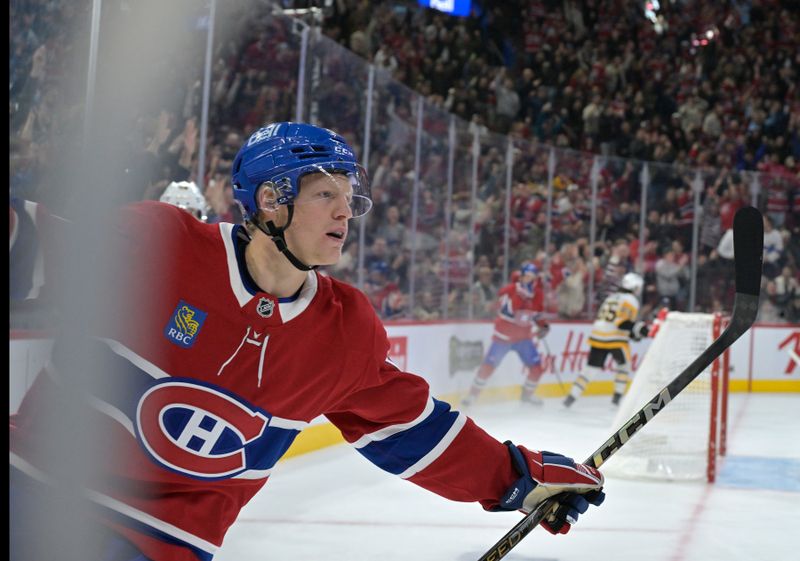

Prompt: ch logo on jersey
[
  {"left": 136, "top": 380, "right": 269, "bottom": 479},
  {"left": 256, "top": 297, "right": 275, "bottom": 318},
  {"left": 499, "top": 295, "right": 514, "bottom": 320},
  {"left": 164, "top": 300, "right": 207, "bottom": 348}
]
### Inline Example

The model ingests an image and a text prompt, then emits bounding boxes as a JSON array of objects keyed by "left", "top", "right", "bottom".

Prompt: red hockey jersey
[
  {"left": 10, "top": 201, "right": 520, "bottom": 561},
  {"left": 491, "top": 280, "right": 545, "bottom": 343}
]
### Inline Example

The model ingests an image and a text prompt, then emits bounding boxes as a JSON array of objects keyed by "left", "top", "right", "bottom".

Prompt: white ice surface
[{"left": 216, "top": 393, "right": 800, "bottom": 561}]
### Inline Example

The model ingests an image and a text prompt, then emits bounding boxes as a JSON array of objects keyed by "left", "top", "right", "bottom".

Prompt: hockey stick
[
  {"left": 538, "top": 335, "right": 567, "bottom": 394},
  {"left": 477, "top": 206, "right": 763, "bottom": 561}
]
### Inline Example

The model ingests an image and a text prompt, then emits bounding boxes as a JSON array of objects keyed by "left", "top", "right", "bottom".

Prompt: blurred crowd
[
  {"left": 325, "top": 0, "right": 798, "bottom": 170},
  {"left": 9, "top": 0, "right": 800, "bottom": 324}
]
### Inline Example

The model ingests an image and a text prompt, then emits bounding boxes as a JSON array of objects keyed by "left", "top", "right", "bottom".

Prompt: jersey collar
[{"left": 220, "top": 223, "right": 319, "bottom": 322}]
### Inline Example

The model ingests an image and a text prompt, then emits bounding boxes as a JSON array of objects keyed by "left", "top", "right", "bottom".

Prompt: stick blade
[{"left": 733, "top": 206, "right": 764, "bottom": 297}]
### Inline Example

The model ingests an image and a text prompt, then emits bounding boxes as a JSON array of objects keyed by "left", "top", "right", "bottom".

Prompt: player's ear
[
  {"left": 254, "top": 183, "right": 289, "bottom": 228},
  {"left": 256, "top": 183, "right": 281, "bottom": 213}
]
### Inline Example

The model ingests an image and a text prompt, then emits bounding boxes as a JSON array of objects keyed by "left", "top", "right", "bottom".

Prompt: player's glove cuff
[
  {"left": 535, "top": 320, "right": 550, "bottom": 339},
  {"left": 631, "top": 320, "right": 649, "bottom": 341},
  {"left": 493, "top": 443, "right": 538, "bottom": 512}
]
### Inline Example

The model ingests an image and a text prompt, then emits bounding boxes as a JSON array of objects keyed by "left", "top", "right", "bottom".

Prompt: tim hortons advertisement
[
  {"left": 383, "top": 321, "right": 800, "bottom": 398},
  {"left": 10, "top": 322, "right": 800, "bottom": 415}
]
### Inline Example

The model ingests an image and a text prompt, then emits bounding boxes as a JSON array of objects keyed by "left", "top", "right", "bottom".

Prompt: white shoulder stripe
[
  {"left": 220, "top": 223, "right": 253, "bottom": 307},
  {"left": 98, "top": 337, "right": 170, "bottom": 379},
  {"left": 10, "top": 452, "right": 219, "bottom": 555},
  {"left": 397, "top": 412, "right": 467, "bottom": 479},
  {"left": 351, "top": 397, "right": 436, "bottom": 449}
]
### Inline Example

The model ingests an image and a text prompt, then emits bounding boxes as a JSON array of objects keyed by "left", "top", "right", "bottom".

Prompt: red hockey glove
[{"left": 493, "top": 441, "right": 605, "bottom": 534}]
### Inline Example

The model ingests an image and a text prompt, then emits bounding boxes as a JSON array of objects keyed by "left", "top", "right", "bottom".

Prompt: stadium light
[{"left": 417, "top": 0, "right": 472, "bottom": 18}]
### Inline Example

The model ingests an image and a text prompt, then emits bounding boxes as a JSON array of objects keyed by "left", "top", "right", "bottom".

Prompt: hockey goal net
[{"left": 602, "top": 312, "right": 730, "bottom": 482}]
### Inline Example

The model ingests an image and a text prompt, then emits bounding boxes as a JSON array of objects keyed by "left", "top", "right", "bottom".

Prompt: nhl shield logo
[{"left": 256, "top": 297, "right": 275, "bottom": 318}]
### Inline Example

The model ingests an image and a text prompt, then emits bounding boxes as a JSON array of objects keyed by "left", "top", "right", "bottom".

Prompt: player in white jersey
[{"left": 563, "top": 273, "right": 649, "bottom": 408}]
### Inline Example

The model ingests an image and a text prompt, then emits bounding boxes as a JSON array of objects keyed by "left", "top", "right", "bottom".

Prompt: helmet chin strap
[{"left": 255, "top": 205, "right": 317, "bottom": 272}]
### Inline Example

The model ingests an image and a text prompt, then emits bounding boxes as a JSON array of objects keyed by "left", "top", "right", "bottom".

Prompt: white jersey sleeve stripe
[
  {"left": 397, "top": 412, "right": 467, "bottom": 479},
  {"left": 268, "top": 416, "right": 310, "bottom": 431},
  {"left": 232, "top": 468, "right": 272, "bottom": 480},
  {"left": 351, "top": 397, "right": 436, "bottom": 449}
]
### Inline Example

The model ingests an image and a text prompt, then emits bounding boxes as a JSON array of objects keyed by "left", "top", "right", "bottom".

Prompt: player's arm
[
  {"left": 10, "top": 198, "right": 187, "bottom": 305},
  {"left": 9, "top": 197, "right": 72, "bottom": 302},
  {"left": 615, "top": 300, "right": 649, "bottom": 341},
  {"left": 621, "top": 318, "right": 649, "bottom": 341},
  {"left": 325, "top": 341, "right": 603, "bottom": 533},
  {"left": 497, "top": 289, "right": 517, "bottom": 321},
  {"left": 534, "top": 316, "right": 550, "bottom": 338}
]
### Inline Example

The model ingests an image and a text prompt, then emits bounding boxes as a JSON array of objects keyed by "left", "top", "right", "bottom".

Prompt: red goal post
[{"left": 708, "top": 312, "right": 731, "bottom": 483}]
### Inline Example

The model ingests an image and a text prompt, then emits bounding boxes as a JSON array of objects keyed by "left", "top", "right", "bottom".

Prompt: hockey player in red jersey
[
  {"left": 462, "top": 263, "right": 551, "bottom": 407},
  {"left": 10, "top": 123, "right": 604, "bottom": 561}
]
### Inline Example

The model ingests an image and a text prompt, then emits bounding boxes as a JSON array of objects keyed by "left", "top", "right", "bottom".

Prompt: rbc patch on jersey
[{"left": 164, "top": 300, "right": 207, "bottom": 348}]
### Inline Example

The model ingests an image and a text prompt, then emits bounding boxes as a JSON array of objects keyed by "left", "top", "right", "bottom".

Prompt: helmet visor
[{"left": 289, "top": 162, "right": 373, "bottom": 218}]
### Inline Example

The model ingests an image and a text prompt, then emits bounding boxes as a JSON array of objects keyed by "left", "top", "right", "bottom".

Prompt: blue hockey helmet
[
  {"left": 231, "top": 122, "right": 372, "bottom": 221},
  {"left": 516, "top": 263, "right": 539, "bottom": 298}
]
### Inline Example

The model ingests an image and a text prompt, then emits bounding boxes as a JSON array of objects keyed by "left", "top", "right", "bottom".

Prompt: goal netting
[{"left": 602, "top": 312, "right": 728, "bottom": 482}]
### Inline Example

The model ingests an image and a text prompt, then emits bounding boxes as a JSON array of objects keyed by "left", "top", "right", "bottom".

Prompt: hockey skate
[{"left": 520, "top": 392, "right": 543, "bottom": 406}]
